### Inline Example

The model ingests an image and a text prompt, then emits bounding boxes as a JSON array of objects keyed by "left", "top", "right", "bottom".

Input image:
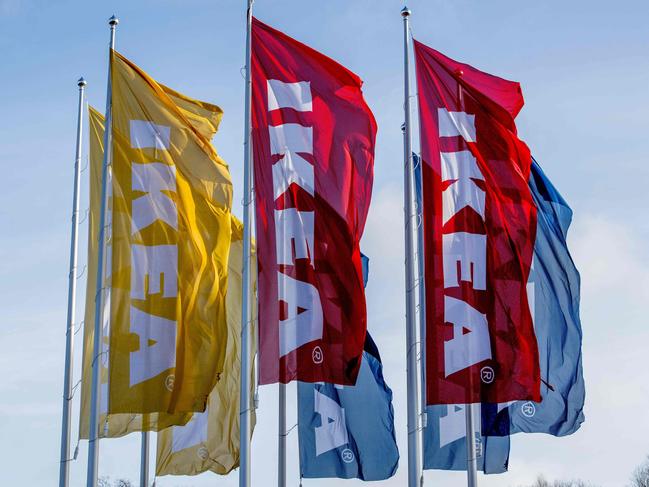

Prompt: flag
[
  {"left": 108, "top": 50, "right": 233, "bottom": 414},
  {"left": 415, "top": 41, "right": 540, "bottom": 404},
  {"left": 416, "top": 153, "right": 509, "bottom": 474},
  {"left": 156, "top": 216, "right": 257, "bottom": 475},
  {"left": 298, "top": 333, "right": 399, "bottom": 480},
  {"left": 423, "top": 403, "right": 510, "bottom": 474},
  {"left": 251, "top": 18, "right": 376, "bottom": 385},
  {"left": 361, "top": 253, "right": 369, "bottom": 286},
  {"left": 505, "top": 159, "right": 585, "bottom": 436},
  {"left": 79, "top": 106, "right": 189, "bottom": 438}
]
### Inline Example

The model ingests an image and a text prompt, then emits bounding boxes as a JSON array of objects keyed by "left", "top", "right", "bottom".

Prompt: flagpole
[
  {"left": 58, "top": 76, "right": 87, "bottom": 487},
  {"left": 278, "top": 383, "right": 286, "bottom": 487},
  {"left": 465, "top": 404, "right": 478, "bottom": 487},
  {"left": 240, "top": 1, "right": 254, "bottom": 486},
  {"left": 401, "top": 6, "right": 423, "bottom": 487},
  {"left": 140, "top": 431, "right": 150, "bottom": 487},
  {"left": 86, "top": 15, "right": 118, "bottom": 487}
]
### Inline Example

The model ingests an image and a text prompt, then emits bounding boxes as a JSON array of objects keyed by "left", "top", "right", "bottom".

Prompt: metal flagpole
[
  {"left": 240, "top": 1, "right": 255, "bottom": 486},
  {"left": 455, "top": 72, "right": 479, "bottom": 487},
  {"left": 86, "top": 15, "right": 118, "bottom": 487},
  {"left": 465, "top": 404, "right": 478, "bottom": 487},
  {"left": 278, "top": 383, "right": 286, "bottom": 487},
  {"left": 140, "top": 431, "right": 150, "bottom": 487},
  {"left": 401, "top": 6, "right": 423, "bottom": 487},
  {"left": 58, "top": 76, "right": 87, "bottom": 487}
]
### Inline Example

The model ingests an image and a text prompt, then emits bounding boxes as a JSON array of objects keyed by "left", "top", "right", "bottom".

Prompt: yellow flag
[
  {"left": 156, "top": 216, "right": 257, "bottom": 475},
  {"left": 108, "top": 50, "right": 233, "bottom": 414},
  {"left": 79, "top": 106, "right": 190, "bottom": 438}
]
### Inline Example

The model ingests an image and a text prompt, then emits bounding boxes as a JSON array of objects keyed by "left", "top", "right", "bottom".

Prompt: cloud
[{"left": 569, "top": 213, "right": 649, "bottom": 302}]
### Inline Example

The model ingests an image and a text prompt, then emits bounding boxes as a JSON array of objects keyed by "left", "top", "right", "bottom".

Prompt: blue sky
[{"left": 1, "top": 0, "right": 648, "bottom": 485}]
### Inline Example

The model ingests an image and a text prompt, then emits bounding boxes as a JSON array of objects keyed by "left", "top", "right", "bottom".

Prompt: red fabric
[
  {"left": 252, "top": 18, "right": 376, "bottom": 385},
  {"left": 415, "top": 40, "right": 541, "bottom": 404}
]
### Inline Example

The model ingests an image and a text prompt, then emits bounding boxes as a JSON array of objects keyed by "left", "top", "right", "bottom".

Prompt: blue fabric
[
  {"left": 297, "top": 334, "right": 399, "bottom": 480},
  {"left": 361, "top": 253, "right": 369, "bottom": 288},
  {"left": 423, "top": 403, "right": 510, "bottom": 474},
  {"left": 505, "top": 159, "right": 585, "bottom": 436}
]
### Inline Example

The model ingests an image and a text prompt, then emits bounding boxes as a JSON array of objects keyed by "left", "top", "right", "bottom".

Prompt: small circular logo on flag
[
  {"left": 165, "top": 374, "right": 175, "bottom": 391},
  {"left": 480, "top": 366, "right": 495, "bottom": 384},
  {"left": 198, "top": 447, "right": 209, "bottom": 460},
  {"left": 312, "top": 346, "right": 324, "bottom": 364},
  {"left": 521, "top": 401, "right": 536, "bottom": 417},
  {"left": 341, "top": 448, "right": 355, "bottom": 463}
]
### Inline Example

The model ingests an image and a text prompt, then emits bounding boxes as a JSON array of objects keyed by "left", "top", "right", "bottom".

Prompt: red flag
[
  {"left": 415, "top": 40, "right": 541, "bottom": 404},
  {"left": 251, "top": 18, "right": 376, "bottom": 385}
]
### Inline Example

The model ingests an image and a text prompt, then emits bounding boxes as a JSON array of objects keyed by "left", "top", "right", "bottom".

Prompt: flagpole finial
[
  {"left": 401, "top": 6, "right": 411, "bottom": 17},
  {"left": 108, "top": 15, "right": 119, "bottom": 26},
  {"left": 77, "top": 77, "right": 87, "bottom": 88}
]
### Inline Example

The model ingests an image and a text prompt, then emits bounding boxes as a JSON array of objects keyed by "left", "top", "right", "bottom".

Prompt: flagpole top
[
  {"left": 108, "top": 15, "right": 119, "bottom": 27},
  {"left": 401, "top": 6, "right": 411, "bottom": 18},
  {"left": 77, "top": 77, "right": 87, "bottom": 88}
]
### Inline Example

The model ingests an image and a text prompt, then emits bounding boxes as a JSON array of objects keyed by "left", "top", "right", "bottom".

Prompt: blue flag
[
  {"left": 505, "top": 159, "right": 585, "bottom": 436},
  {"left": 361, "top": 252, "right": 369, "bottom": 286},
  {"left": 423, "top": 403, "right": 510, "bottom": 474},
  {"left": 297, "top": 334, "right": 399, "bottom": 480}
]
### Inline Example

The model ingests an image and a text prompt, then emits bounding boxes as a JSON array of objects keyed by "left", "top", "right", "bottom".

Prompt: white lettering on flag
[
  {"left": 439, "top": 404, "right": 466, "bottom": 447},
  {"left": 439, "top": 403, "right": 483, "bottom": 448},
  {"left": 131, "top": 163, "right": 178, "bottom": 234},
  {"left": 443, "top": 296, "right": 491, "bottom": 377},
  {"left": 439, "top": 110, "right": 492, "bottom": 377},
  {"left": 442, "top": 232, "right": 486, "bottom": 291},
  {"left": 128, "top": 123, "right": 179, "bottom": 387},
  {"left": 269, "top": 123, "right": 313, "bottom": 156},
  {"left": 272, "top": 151, "right": 314, "bottom": 199},
  {"left": 268, "top": 82, "right": 324, "bottom": 358},
  {"left": 130, "top": 244, "right": 178, "bottom": 300},
  {"left": 129, "top": 120, "right": 171, "bottom": 150},
  {"left": 314, "top": 390, "right": 349, "bottom": 456},
  {"left": 278, "top": 273, "right": 323, "bottom": 357},
  {"left": 129, "top": 306, "right": 177, "bottom": 386},
  {"left": 274, "top": 208, "right": 315, "bottom": 267},
  {"left": 267, "top": 80, "right": 313, "bottom": 112},
  {"left": 438, "top": 108, "right": 476, "bottom": 142},
  {"left": 440, "top": 150, "right": 485, "bottom": 224}
]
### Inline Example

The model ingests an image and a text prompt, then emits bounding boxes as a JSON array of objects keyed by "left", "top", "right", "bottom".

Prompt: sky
[{"left": 0, "top": 0, "right": 648, "bottom": 486}]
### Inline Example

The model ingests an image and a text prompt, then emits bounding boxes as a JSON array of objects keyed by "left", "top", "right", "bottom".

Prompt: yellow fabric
[
  {"left": 108, "top": 50, "right": 233, "bottom": 414},
  {"left": 156, "top": 216, "right": 257, "bottom": 476},
  {"left": 79, "top": 106, "right": 190, "bottom": 438},
  {"left": 161, "top": 83, "right": 223, "bottom": 140}
]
